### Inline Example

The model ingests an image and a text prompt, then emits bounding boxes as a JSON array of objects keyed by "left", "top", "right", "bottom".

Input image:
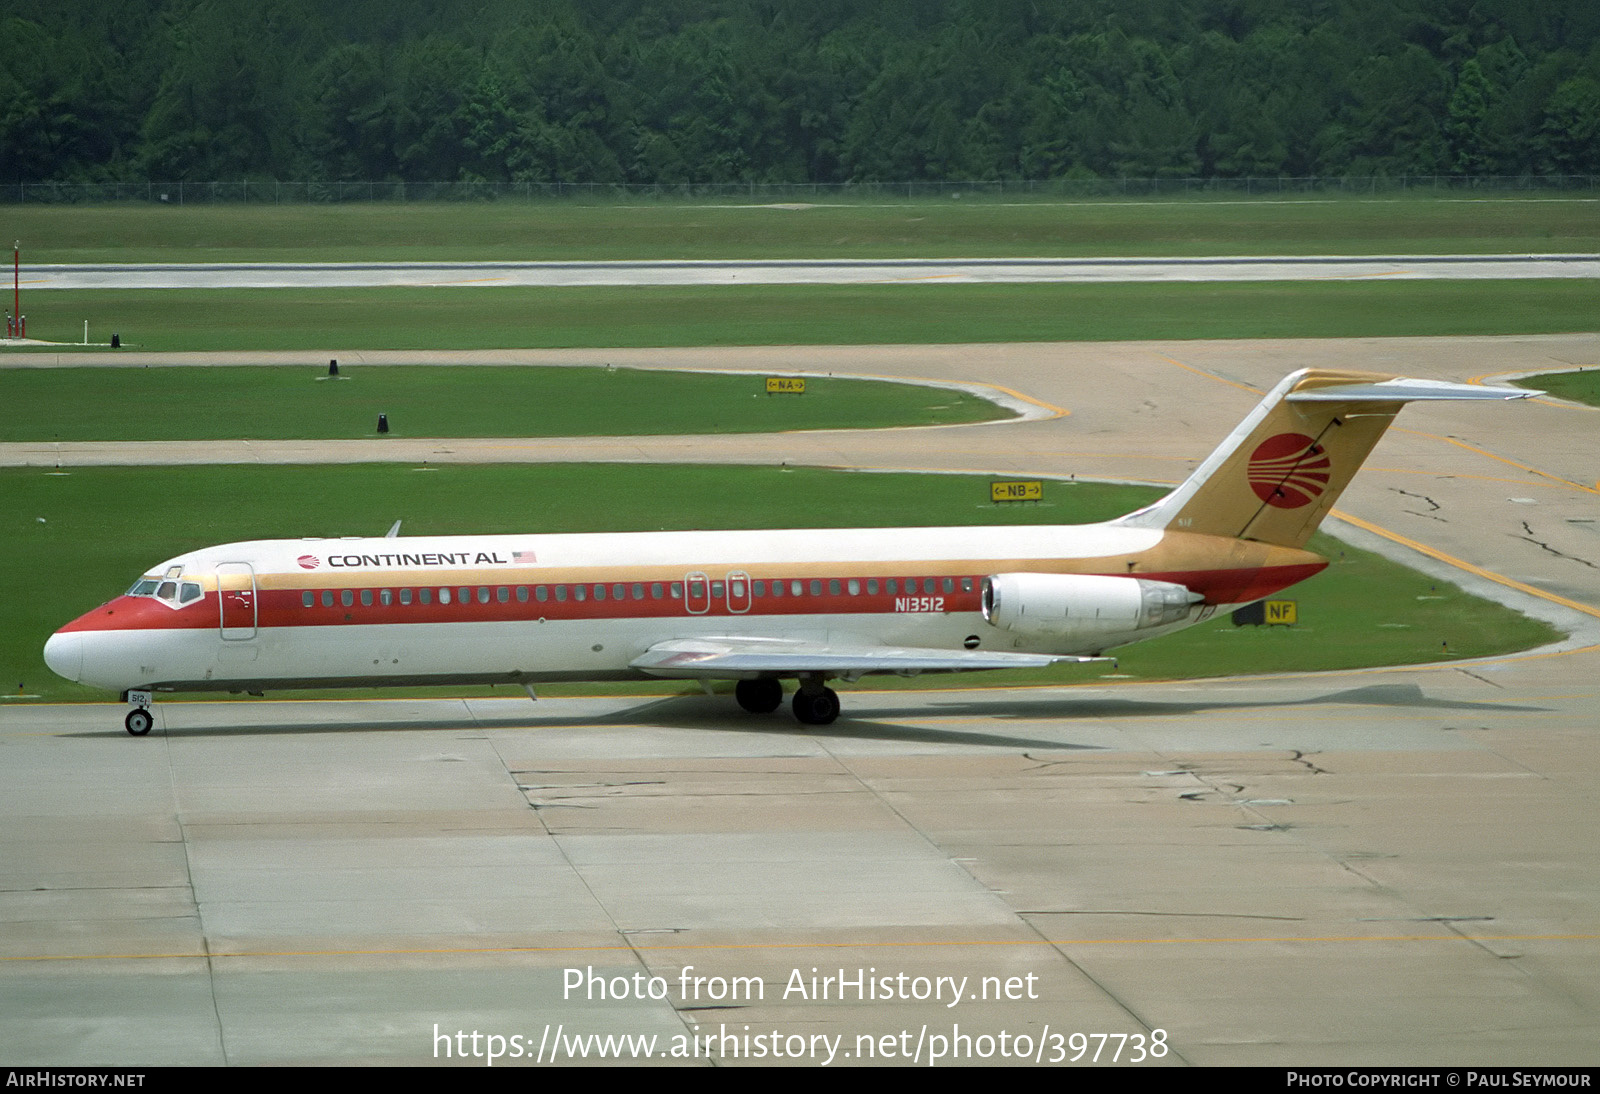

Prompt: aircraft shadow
[
  {"left": 878, "top": 682, "right": 1551, "bottom": 722},
  {"left": 60, "top": 682, "right": 1541, "bottom": 745}
]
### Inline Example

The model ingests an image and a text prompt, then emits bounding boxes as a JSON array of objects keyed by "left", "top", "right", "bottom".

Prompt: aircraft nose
[{"left": 43, "top": 631, "right": 83, "bottom": 683}]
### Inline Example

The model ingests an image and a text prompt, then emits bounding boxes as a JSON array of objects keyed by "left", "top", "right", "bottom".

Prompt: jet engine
[{"left": 981, "top": 573, "right": 1202, "bottom": 637}]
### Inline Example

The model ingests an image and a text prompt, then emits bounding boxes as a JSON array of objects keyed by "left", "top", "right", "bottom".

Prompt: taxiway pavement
[
  {"left": 18, "top": 254, "right": 1600, "bottom": 289},
  {"left": 2, "top": 335, "right": 1597, "bottom": 1065}
]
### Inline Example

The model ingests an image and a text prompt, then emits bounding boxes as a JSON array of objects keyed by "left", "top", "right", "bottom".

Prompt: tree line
[{"left": 3, "top": 0, "right": 1598, "bottom": 186}]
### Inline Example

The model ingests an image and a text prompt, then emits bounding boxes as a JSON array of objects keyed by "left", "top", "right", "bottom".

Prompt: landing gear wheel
[
  {"left": 792, "top": 686, "right": 840, "bottom": 726},
  {"left": 125, "top": 708, "right": 153, "bottom": 736},
  {"left": 735, "top": 678, "right": 783, "bottom": 714}
]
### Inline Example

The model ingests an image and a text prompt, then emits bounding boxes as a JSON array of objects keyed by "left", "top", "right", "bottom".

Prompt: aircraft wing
[{"left": 629, "top": 636, "right": 1105, "bottom": 679}]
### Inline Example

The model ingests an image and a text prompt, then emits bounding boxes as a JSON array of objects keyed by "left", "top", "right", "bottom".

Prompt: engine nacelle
[{"left": 981, "top": 572, "right": 1202, "bottom": 637}]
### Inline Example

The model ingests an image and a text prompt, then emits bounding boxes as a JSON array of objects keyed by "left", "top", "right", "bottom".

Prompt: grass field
[
  {"left": 3, "top": 463, "right": 1558, "bottom": 704},
  {"left": 10, "top": 280, "right": 1599, "bottom": 352},
  {"left": 0, "top": 365, "right": 1005, "bottom": 442},
  {"left": 9, "top": 196, "right": 1598, "bottom": 263},
  {"left": 1517, "top": 369, "right": 1600, "bottom": 407}
]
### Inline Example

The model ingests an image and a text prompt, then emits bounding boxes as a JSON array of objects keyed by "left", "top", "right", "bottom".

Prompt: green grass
[
  {"left": 9, "top": 280, "right": 1598, "bottom": 352},
  {"left": 0, "top": 365, "right": 1004, "bottom": 442},
  {"left": 1517, "top": 369, "right": 1600, "bottom": 407},
  {"left": 9, "top": 196, "right": 1598, "bottom": 263},
  {"left": 2, "top": 463, "right": 1557, "bottom": 704}
]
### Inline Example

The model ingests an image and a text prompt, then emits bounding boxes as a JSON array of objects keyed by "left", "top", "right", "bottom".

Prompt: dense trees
[{"left": 3, "top": 0, "right": 1598, "bottom": 185}]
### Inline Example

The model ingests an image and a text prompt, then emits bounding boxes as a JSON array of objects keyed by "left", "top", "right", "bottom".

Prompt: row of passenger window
[
  {"left": 298, "top": 575, "right": 976, "bottom": 609},
  {"left": 302, "top": 582, "right": 684, "bottom": 609}
]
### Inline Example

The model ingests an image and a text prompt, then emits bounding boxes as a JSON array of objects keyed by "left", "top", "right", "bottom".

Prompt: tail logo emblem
[
  {"left": 297, "top": 555, "right": 321, "bottom": 570},
  {"left": 1248, "top": 433, "right": 1330, "bottom": 509}
]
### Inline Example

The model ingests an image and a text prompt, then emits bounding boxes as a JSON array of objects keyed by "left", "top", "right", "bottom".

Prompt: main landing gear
[
  {"left": 732, "top": 677, "right": 841, "bottom": 725},
  {"left": 734, "top": 677, "right": 783, "bottom": 714},
  {"left": 123, "top": 690, "right": 154, "bottom": 736},
  {"left": 791, "top": 679, "right": 841, "bottom": 726}
]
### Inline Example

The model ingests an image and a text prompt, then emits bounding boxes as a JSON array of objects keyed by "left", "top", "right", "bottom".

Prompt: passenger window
[
  {"left": 670, "top": 582, "right": 683, "bottom": 598},
  {"left": 613, "top": 583, "right": 626, "bottom": 600},
  {"left": 497, "top": 587, "right": 509, "bottom": 603},
  {"left": 439, "top": 588, "right": 451, "bottom": 605},
  {"left": 575, "top": 586, "right": 587, "bottom": 602},
  {"left": 810, "top": 580, "right": 822, "bottom": 596},
  {"left": 536, "top": 586, "right": 549, "bottom": 602},
  {"left": 752, "top": 580, "right": 765, "bottom": 597},
  {"left": 476, "top": 587, "right": 489, "bottom": 605},
  {"left": 420, "top": 588, "right": 433, "bottom": 605},
  {"left": 302, "top": 591, "right": 314, "bottom": 608},
  {"left": 961, "top": 577, "right": 973, "bottom": 593},
  {"left": 828, "top": 579, "right": 841, "bottom": 596},
  {"left": 867, "top": 579, "right": 878, "bottom": 595},
  {"left": 594, "top": 584, "right": 606, "bottom": 601},
  {"left": 380, "top": 589, "right": 393, "bottom": 606},
  {"left": 516, "top": 587, "right": 528, "bottom": 603},
  {"left": 942, "top": 577, "right": 954, "bottom": 594},
  {"left": 555, "top": 585, "right": 567, "bottom": 602},
  {"left": 847, "top": 579, "right": 860, "bottom": 595},
  {"left": 361, "top": 589, "right": 373, "bottom": 607},
  {"left": 632, "top": 583, "right": 645, "bottom": 600},
  {"left": 886, "top": 579, "right": 898, "bottom": 595},
  {"left": 712, "top": 581, "right": 725, "bottom": 597},
  {"left": 321, "top": 591, "right": 333, "bottom": 607},
  {"left": 341, "top": 590, "right": 353, "bottom": 607},
  {"left": 459, "top": 587, "right": 471, "bottom": 605},
  {"left": 924, "top": 578, "right": 937, "bottom": 594},
  {"left": 400, "top": 589, "right": 413, "bottom": 605},
  {"left": 651, "top": 583, "right": 664, "bottom": 599},
  {"left": 771, "top": 581, "right": 784, "bottom": 598},
  {"left": 791, "top": 581, "right": 803, "bottom": 596}
]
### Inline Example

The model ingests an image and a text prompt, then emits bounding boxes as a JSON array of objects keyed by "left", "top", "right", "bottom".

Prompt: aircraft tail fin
[{"left": 1116, "top": 369, "right": 1537, "bottom": 549}]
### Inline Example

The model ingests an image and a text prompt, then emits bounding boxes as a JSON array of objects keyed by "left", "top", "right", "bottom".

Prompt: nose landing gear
[{"left": 123, "top": 690, "right": 154, "bottom": 736}]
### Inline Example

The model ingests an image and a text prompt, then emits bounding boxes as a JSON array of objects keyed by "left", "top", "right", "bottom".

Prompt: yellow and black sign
[
  {"left": 1264, "top": 599, "right": 1298, "bottom": 625},
  {"left": 991, "top": 480, "right": 1043, "bottom": 503},
  {"left": 766, "top": 377, "right": 806, "bottom": 394}
]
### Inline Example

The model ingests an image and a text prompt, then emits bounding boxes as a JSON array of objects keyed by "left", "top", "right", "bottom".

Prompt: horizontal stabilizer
[{"left": 1287, "top": 377, "right": 1539, "bottom": 402}]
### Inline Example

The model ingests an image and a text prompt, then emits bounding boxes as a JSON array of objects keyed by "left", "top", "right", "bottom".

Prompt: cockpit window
[{"left": 126, "top": 573, "right": 203, "bottom": 607}]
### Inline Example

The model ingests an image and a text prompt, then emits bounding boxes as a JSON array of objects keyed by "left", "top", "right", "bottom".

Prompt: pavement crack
[
  {"left": 1288, "top": 750, "right": 1329, "bottom": 775},
  {"left": 1510, "top": 531, "right": 1600, "bottom": 570},
  {"left": 1391, "top": 487, "right": 1442, "bottom": 512},
  {"left": 1454, "top": 667, "right": 1505, "bottom": 689}
]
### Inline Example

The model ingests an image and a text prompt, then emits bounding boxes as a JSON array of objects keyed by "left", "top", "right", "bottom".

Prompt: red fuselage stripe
[{"left": 58, "top": 563, "right": 1325, "bottom": 633}]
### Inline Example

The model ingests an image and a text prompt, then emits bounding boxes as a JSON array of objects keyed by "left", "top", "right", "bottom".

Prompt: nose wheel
[{"left": 123, "top": 690, "right": 154, "bottom": 736}]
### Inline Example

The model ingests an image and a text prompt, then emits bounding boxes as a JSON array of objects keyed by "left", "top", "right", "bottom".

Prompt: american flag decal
[{"left": 512, "top": 550, "right": 537, "bottom": 563}]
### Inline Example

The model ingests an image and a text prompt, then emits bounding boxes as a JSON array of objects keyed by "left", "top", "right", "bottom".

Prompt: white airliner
[{"left": 44, "top": 369, "right": 1535, "bottom": 735}]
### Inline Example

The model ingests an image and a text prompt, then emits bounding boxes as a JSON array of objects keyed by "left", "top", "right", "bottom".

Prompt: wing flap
[{"left": 630, "top": 636, "right": 1103, "bottom": 678}]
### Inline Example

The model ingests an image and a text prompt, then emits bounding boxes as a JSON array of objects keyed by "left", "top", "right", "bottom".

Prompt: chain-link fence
[{"left": 2, "top": 175, "right": 1596, "bottom": 205}]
